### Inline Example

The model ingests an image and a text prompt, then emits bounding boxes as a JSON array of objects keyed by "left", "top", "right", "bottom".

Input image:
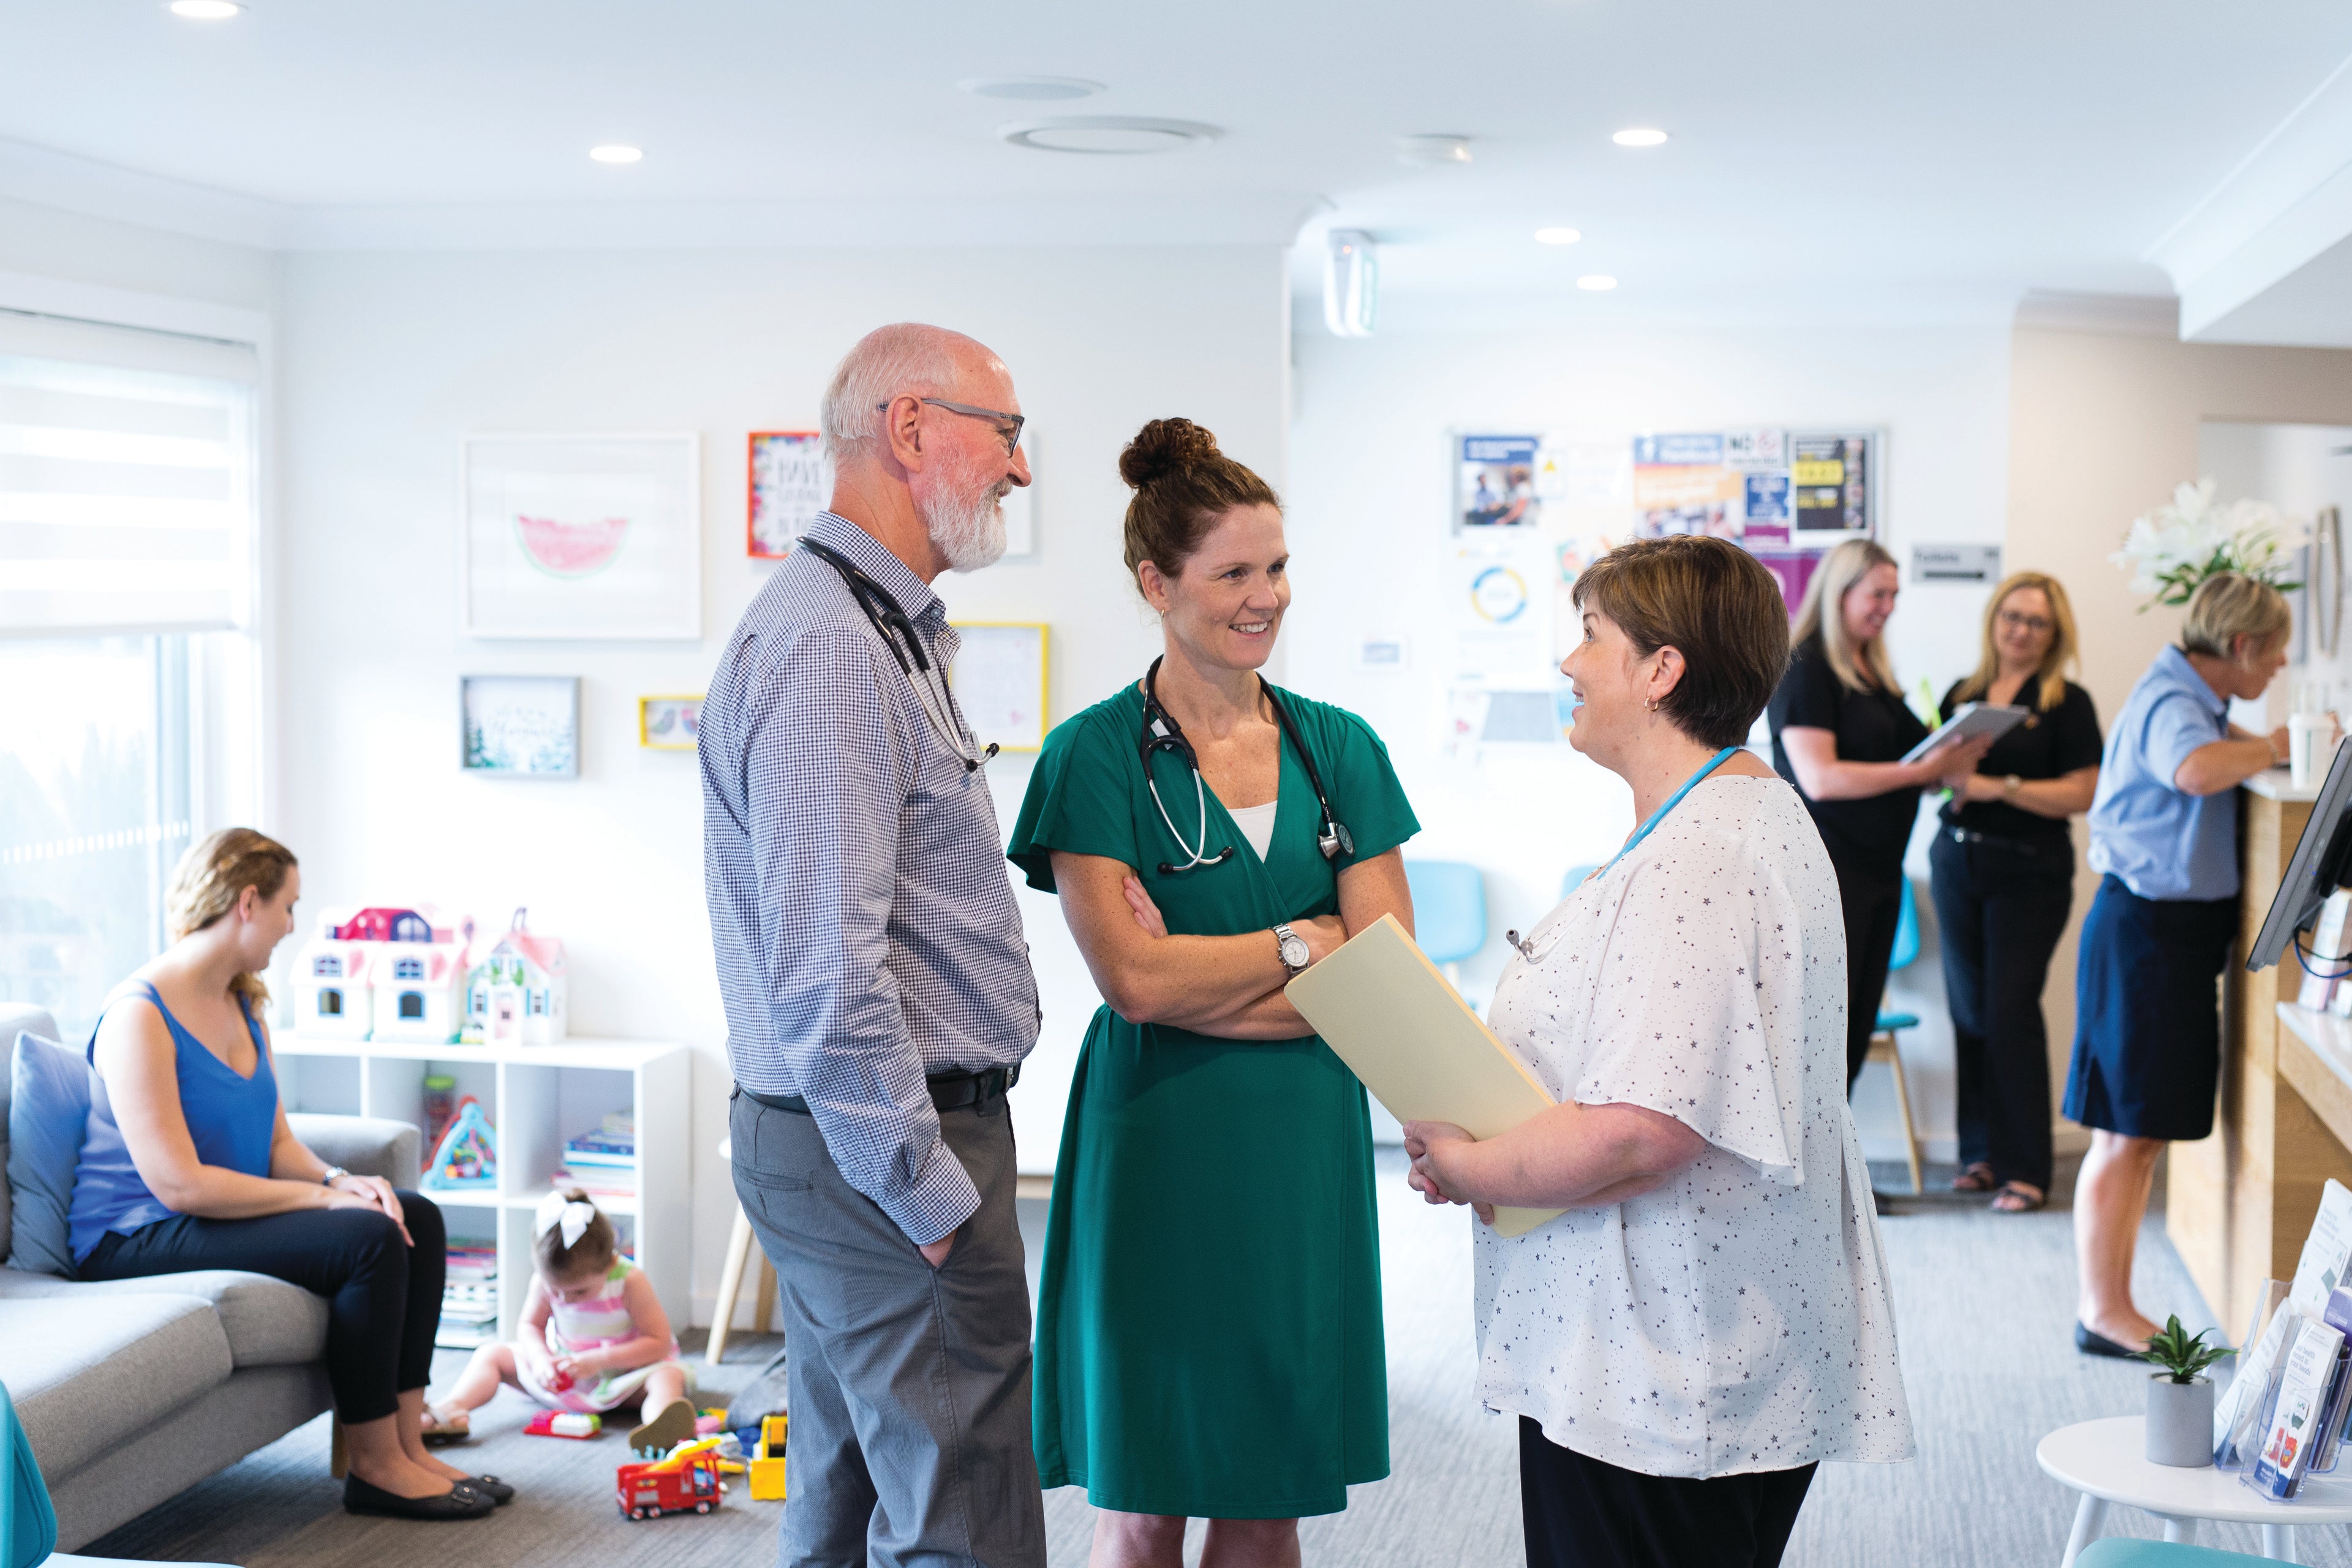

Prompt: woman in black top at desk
[
  {"left": 1930, "top": 573, "right": 2101, "bottom": 1213},
  {"left": 1771, "top": 538, "right": 1990, "bottom": 1093}
]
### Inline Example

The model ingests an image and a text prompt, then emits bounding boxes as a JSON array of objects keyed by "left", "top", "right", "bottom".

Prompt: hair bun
[{"left": 1119, "top": 418, "right": 1223, "bottom": 489}]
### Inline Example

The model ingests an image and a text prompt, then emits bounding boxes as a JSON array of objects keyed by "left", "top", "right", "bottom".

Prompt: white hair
[{"left": 819, "top": 323, "right": 971, "bottom": 469}]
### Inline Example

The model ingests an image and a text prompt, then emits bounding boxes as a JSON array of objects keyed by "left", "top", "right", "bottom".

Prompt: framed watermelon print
[{"left": 462, "top": 433, "right": 701, "bottom": 640}]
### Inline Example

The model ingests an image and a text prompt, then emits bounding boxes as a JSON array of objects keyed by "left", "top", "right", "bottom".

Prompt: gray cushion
[
  {"left": 7, "top": 1033, "right": 91, "bottom": 1277},
  {"left": 0, "top": 1295, "right": 231, "bottom": 1477},
  {"left": 0, "top": 1267, "right": 325, "bottom": 1368},
  {"left": 0, "top": 1000, "right": 58, "bottom": 1251}
]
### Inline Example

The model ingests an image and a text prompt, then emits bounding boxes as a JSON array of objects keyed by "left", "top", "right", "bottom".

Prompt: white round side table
[{"left": 2037, "top": 1415, "right": 2352, "bottom": 1565}]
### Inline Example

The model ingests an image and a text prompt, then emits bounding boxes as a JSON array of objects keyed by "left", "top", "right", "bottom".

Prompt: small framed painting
[
  {"left": 748, "top": 431, "right": 829, "bottom": 559},
  {"left": 638, "top": 693, "right": 703, "bottom": 751},
  {"left": 462, "top": 433, "right": 701, "bottom": 640},
  {"left": 461, "top": 676, "right": 580, "bottom": 777},
  {"left": 949, "top": 622, "right": 1049, "bottom": 753}
]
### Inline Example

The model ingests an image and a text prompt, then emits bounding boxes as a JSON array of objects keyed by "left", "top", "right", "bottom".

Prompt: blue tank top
[{"left": 68, "top": 981, "right": 279, "bottom": 1266}]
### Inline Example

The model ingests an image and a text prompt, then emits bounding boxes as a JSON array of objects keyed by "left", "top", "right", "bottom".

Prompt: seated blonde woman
[{"left": 1407, "top": 535, "right": 1913, "bottom": 1568}]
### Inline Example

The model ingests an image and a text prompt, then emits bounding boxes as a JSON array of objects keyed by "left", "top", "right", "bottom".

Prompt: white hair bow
[{"left": 535, "top": 1188, "right": 597, "bottom": 1250}]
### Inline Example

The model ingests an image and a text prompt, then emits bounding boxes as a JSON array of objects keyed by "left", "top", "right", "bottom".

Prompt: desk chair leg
[
  {"left": 1882, "top": 1034, "right": 1924, "bottom": 1196},
  {"left": 2059, "top": 1492, "right": 2105, "bottom": 1568},
  {"left": 330, "top": 1416, "right": 347, "bottom": 1480},
  {"left": 2159, "top": 1513, "right": 2194, "bottom": 1544},
  {"left": 707, "top": 1201, "right": 757, "bottom": 1366},
  {"left": 2261, "top": 1521, "right": 2297, "bottom": 1561}
]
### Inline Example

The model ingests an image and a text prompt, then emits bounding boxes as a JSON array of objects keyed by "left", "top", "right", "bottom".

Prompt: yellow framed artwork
[
  {"left": 638, "top": 693, "right": 704, "bottom": 750},
  {"left": 948, "top": 622, "right": 1049, "bottom": 753}
]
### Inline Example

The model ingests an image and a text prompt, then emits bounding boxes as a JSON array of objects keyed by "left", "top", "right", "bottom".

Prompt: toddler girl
[{"left": 424, "top": 1188, "right": 696, "bottom": 1454}]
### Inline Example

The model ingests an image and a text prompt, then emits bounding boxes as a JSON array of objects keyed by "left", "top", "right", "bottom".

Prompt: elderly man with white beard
[{"left": 701, "top": 322, "right": 1046, "bottom": 1568}]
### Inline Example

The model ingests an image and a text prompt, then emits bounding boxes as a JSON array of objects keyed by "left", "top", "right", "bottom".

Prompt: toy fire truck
[{"left": 616, "top": 1436, "right": 725, "bottom": 1521}]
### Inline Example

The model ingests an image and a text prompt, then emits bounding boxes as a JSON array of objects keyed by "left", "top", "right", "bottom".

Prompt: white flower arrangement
[{"left": 2112, "top": 478, "right": 2307, "bottom": 608}]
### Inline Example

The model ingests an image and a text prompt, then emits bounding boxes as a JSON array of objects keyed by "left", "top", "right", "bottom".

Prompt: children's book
[{"left": 2251, "top": 1316, "right": 2346, "bottom": 1498}]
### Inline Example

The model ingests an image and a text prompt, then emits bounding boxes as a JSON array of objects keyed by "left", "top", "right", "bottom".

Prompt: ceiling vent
[{"left": 1000, "top": 117, "right": 1221, "bottom": 155}]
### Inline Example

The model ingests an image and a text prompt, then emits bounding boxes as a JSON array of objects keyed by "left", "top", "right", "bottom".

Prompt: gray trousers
[{"left": 729, "top": 1087, "right": 1045, "bottom": 1568}]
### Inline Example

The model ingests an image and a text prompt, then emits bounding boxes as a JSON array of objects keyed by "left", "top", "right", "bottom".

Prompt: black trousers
[
  {"left": 1520, "top": 1419, "right": 1817, "bottom": 1568},
  {"left": 1829, "top": 853, "right": 1905, "bottom": 1091},
  {"left": 1928, "top": 828, "right": 2075, "bottom": 1191},
  {"left": 80, "top": 1191, "right": 445, "bottom": 1425}
]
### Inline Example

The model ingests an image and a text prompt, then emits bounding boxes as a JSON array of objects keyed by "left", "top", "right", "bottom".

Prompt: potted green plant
[{"left": 2136, "top": 1314, "right": 2231, "bottom": 1466}]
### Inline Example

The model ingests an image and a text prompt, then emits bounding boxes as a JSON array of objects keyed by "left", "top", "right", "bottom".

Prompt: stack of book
[
  {"left": 439, "top": 1243, "right": 499, "bottom": 1349},
  {"left": 552, "top": 1112, "right": 636, "bottom": 1201}
]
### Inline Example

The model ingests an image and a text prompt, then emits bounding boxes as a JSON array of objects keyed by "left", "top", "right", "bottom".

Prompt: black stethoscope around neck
[
  {"left": 1140, "top": 655, "right": 1353, "bottom": 876},
  {"left": 799, "top": 536, "right": 997, "bottom": 773}
]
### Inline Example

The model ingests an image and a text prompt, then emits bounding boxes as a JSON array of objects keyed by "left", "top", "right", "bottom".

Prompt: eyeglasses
[
  {"left": 1997, "top": 610, "right": 2054, "bottom": 635},
  {"left": 876, "top": 396, "right": 1025, "bottom": 457}
]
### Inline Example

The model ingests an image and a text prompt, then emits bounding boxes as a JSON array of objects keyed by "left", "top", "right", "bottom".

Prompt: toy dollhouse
[
  {"left": 466, "top": 908, "right": 568, "bottom": 1045},
  {"left": 294, "top": 905, "right": 472, "bottom": 1044}
]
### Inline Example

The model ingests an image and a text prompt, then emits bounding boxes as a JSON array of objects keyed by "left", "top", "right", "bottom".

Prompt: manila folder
[{"left": 1285, "top": 913, "right": 1564, "bottom": 1238}]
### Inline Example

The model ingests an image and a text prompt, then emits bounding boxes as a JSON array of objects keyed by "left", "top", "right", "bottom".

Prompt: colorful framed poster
[
  {"left": 1455, "top": 435, "right": 1542, "bottom": 530},
  {"left": 638, "top": 693, "right": 703, "bottom": 751},
  {"left": 1791, "top": 432, "right": 1875, "bottom": 543},
  {"left": 1626, "top": 427, "right": 1879, "bottom": 551},
  {"left": 462, "top": 434, "right": 701, "bottom": 640},
  {"left": 748, "top": 431, "right": 829, "bottom": 559},
  {"left": 460, "top": 675, "right": 579, "bottom": 777},
  {"left": 948, "top": 622, "right": 1049, "bottom": 753}
]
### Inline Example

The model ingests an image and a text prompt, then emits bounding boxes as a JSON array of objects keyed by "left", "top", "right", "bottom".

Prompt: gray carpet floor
[{"left": 80, "top": 1151, "right": 2346, "bottom": 1567}]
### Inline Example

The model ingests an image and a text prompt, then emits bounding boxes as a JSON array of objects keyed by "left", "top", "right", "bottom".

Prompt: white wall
[
  {"left": 0, "top": 195, "right": 274, "bottom": 311},
  {"left": 266, "top": 244, "right": 1288, "bottom": 1325},
  {"left": 1283, "top": 322, "right": 2015, "bottom": 1162}
]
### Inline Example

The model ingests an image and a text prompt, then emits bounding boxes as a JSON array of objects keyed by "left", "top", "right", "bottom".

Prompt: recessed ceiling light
[
  {"left": 1534, "top": 227, "right": 1582, "bottom": 246},
  {"left": 1000, "top": 117, "right": 1219, "bottom": 155},
  {"left": 1397, "top": 134, "right": 1473, "bottom": 167},
  {"left": 589, "top": 145, "right": 643, "bottom": 165},
  {"left": 168, "top": 1, "right": 244, "bottom": 17},
  {"left": 1577, "top": 275, "right": 1619, "bottom": 292},
  {"left": 1611, "top": 127, "right": 1669, "bottom": 148},
  {"left": 959, "top": 76, "right": 1104, "bottom": 102}
]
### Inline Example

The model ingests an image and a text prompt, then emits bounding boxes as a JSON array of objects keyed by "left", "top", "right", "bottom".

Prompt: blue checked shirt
[{"left": 701, "top": 511, "right": 1039, "bottom": 1245}]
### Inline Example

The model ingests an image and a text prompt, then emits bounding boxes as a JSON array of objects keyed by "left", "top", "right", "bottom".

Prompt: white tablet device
[{"left": 1899, "top": 701, "right": 2029, "bottom": 765}]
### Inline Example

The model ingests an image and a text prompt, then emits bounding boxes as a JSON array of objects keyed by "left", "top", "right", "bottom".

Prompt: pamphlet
[
  {"left": 2314, "top": 1286, "right": 2352, "bottom": 1473},
  {"left": 2251, "top": 1316, "right": 2346, "bottom": 1498},
  {"left": 2220, "top": 1301, "right": 2302, "bottom": 1464},
  {"left": 2290, "top": 1180, "right": 2352, "bottom": 1314}
]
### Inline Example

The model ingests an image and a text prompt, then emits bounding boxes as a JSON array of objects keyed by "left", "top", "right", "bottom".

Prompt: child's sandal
[{"left": 420, "top": 1403, "right": 472, "bottom": 1446}]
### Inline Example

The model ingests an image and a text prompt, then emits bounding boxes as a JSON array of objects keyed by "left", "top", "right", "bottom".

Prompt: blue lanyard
[{"left": 1604, "top": 746, "right": 1742, "bottom": 873}]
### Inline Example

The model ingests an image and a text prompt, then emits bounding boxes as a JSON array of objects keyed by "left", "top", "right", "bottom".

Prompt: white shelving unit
[{"left": 273, "top": 1034, "right": 687, "bottom": 1341}]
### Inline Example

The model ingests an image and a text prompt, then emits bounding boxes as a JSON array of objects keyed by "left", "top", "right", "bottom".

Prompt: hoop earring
[{"left": 1646, "top": 698, "right": 1659, "bottom": 713}]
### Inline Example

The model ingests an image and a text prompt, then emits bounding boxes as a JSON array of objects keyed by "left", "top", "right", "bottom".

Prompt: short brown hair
[
  {"left": 2181, "top": 571, "right": 2291, "bottom": 662},
  {"left": 166, "top": 828, "right": 298, "bottom": 1006},
  {"left": 1118, "top": 418, "right": 1280, "bottom": 587},
  {"left": 533, "top": 1188, "right": 619, "bottom": 1283},
  {"left": 1572, "top": 536, "right": 1791, "bottom": 748}
]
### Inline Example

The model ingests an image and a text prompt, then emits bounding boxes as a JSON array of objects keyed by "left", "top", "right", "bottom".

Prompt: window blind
[{"left": 0, "top": 311, "right": 259, "bottom": 636}]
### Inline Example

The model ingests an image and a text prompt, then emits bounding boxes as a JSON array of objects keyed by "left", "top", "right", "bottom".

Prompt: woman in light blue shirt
[{"left": 2068, "top": 573, "right": 2291, "bottom": 1359}]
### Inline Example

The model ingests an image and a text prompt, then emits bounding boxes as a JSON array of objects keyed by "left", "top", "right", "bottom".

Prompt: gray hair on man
[{"left": 819, "top": 322, "right": 976, "bottom": 468}]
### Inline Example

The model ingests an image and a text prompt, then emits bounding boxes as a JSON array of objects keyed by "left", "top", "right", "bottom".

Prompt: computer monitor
[{"left": 2249, "top": 739, "right": 2352, "bottom": 972}]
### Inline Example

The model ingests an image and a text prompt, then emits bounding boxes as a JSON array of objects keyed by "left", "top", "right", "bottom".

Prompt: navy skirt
[{"left": 2064, "top": 874, "right": 2237, "bottom": 1141}]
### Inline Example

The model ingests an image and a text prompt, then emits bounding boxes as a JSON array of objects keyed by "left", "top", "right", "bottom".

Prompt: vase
[{"left": 2147, "top": 1374, "right": 2216, "bottom": 1467}]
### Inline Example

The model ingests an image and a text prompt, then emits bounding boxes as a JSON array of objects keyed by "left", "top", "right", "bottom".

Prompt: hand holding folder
[{"left": 1283, "top": 913, "right": 1566, "bottom": 1237}]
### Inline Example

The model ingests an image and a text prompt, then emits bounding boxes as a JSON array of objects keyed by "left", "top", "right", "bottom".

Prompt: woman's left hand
[
  {"left": 1120, "top": 876, "right": 1169, "bottom": 938},
  {"left": 1402, "top": 1120, "right": 1494, "bottom": 1226},
  {"left": 329, "top": 1172, "right": 412, "bottom": 1246}
]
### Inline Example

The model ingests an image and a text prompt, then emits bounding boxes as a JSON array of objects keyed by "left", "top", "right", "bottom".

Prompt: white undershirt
[{"left": 1226, "top": 797, "right": 1278, "bottom": 861}]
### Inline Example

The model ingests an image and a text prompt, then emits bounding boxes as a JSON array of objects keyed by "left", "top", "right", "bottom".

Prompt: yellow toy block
[
  {"left": 759, "top": 1413, "right": 789, "bottom": 1454},
  {"left": 748, "top": 1455, "right": 786, "bottom": 1501}
]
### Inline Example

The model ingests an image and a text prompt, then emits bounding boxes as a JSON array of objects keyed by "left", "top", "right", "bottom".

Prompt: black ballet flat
[
  {"left": 342, "top": 1472, "right": 495, "bottom": 1520},
  {"left": 2075, "top": 1322, "right": 2149, "bottom": 1360},
  {"left": 466, "top": 1474, "right": 514, "bottom": 1504}
]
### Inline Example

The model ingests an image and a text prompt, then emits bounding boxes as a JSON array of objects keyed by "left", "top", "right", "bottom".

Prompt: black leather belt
[
  {"left": 741, "top": 1065, "right": 1020, "bottom": 1116},
  {"left": 1945, "top": 825, "right": 2049, "bottom": 855}
]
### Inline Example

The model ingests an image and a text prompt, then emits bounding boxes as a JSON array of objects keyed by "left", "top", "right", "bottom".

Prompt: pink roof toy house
[
  {"left": 466, "top": 908, "right": 567, "bottom": 1046},
  {"left": 295, "top": 905, "right": 472, "bottom": 1044}
]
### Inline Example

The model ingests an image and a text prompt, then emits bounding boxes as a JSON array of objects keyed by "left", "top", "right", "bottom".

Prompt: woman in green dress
[{"left": 1008, "top": 417, "right": 1419, "bottom": 1568}]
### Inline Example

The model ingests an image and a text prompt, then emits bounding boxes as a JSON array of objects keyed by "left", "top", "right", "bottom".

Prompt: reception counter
[{"left": 2168, "top": 769, "right": 2352, "bottom": 1333}]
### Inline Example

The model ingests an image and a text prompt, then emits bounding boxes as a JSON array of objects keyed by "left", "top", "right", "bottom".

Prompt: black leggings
[
  {"left": 81, "top": 1191, "right": 445, "bottom": 1425},
  {"left": 1520, "top": 1418, "right": 1816, "bottom": 1568}
]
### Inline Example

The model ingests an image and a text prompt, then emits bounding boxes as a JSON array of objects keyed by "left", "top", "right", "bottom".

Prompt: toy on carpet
[
  {"left": 423, "top": 1096, "right": 497, "bottom": 1191},
  {"left": 748, "top": 1412, "right": 788, "bottom": 1502},
  {"left": 526, "top": 1410, "right": 601, "bottom": 1440},
  {"left": 616, "top": 1436, "right": 726, "bottom": 1521}
]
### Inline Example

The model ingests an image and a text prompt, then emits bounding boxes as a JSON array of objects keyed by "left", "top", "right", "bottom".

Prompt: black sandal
[
  {"left": 343, "top": 1473, "right": 494, "bottom": 1520},
  {"left": 1991, "top": 1182, "right": 2047, "bottom": 1213},
  {"left": 1950, "top": 1163, "right": 1997, "bottom": 1193}
]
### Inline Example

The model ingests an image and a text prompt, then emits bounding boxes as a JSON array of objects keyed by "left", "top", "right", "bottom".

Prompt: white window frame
[{"left": 0, "top": 269, "right": 276, "bottom": 834}]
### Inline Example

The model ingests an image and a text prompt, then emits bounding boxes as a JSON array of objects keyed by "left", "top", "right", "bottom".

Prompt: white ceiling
[{"left": 6, "top": 1, "right": 2352, "bottom": 331}]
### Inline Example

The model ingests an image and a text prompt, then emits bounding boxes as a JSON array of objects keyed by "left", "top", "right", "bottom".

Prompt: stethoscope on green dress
[{"left": 1140, "top": 655, "right": 1352, "bottom": 876}]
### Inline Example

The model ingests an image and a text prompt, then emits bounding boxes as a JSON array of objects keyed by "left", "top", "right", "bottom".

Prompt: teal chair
[
  {"left": 0, "top": 1380, "right": 233, "bottom": 1568},
  {"left": 1862, "top": 878, "right": 1925, "bottom": 1195},
  {"left": 1403, "top": 861, "right": 1485, "bottom": 989},
  {"left": 2077, "top": 1541, "right": 2277, "bottom": 1566}
]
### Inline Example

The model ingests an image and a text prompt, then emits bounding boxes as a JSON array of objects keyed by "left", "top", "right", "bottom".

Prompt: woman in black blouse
[
  {"left": 1930, "top": 573, "right": 2101, "bottom": 1213},
  {"left": 1771, "top": 539, "right": 1989, "bottom": 1096}
]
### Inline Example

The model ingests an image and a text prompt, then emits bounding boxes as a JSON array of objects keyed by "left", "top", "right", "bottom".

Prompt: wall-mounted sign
[{"left": 1911, "top": 544, "right": 2002, "bottom": 583}]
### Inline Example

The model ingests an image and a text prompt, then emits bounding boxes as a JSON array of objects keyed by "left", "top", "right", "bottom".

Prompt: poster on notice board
[
  {"left": 1626, "top": 428, "right": 1878, "bottom": 616},
  {"left": 1456, "top": 435, "right": 1542, "bottom": 530}
]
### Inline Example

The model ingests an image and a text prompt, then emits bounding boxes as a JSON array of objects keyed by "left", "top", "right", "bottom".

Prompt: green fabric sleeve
[
  {"left": 1317, "top": 703, "right": 1420, "bottom": 865},
  {"left": 1006, "top": 707, "right": 1140, "bottom": 893}
]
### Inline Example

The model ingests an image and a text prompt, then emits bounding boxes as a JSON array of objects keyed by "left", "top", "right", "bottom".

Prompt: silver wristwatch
[
  {"left": 1273, "top": 923, "right": 1310, "bottom": 974},
  {"left": 318, "top": 1164, "right": 348, "bottom": 1186}
]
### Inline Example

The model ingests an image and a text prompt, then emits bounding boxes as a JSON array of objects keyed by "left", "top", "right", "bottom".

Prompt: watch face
[{"left": 1280, "top": 934, "right": 1310, "bottom": 968}]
